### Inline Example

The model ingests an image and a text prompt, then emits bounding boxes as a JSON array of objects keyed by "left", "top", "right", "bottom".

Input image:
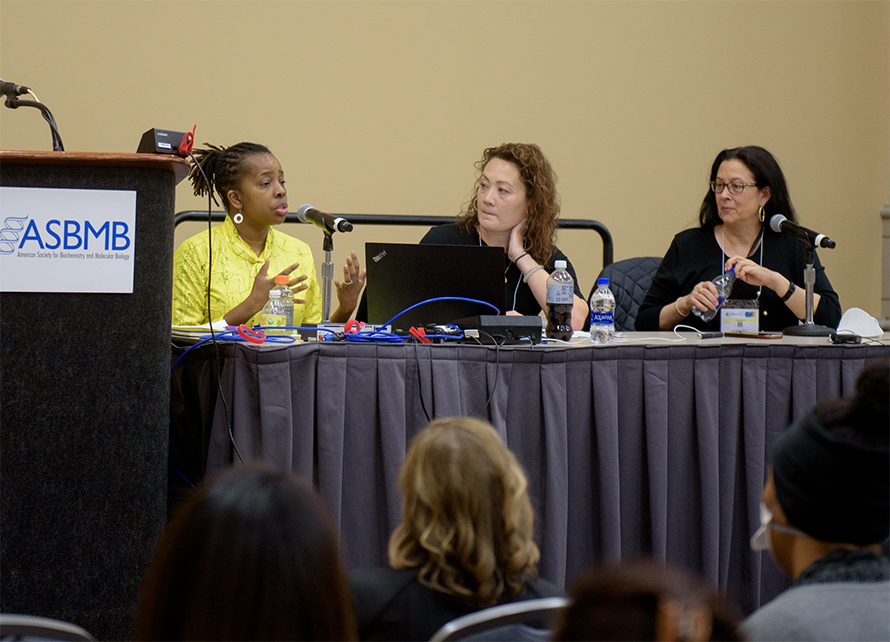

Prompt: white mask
[
  {"left": 750, "top": 501, "right": 807, "bottom": 553},
  {"left": 750, "top": 502, "right": 774, "bottom": 552}
]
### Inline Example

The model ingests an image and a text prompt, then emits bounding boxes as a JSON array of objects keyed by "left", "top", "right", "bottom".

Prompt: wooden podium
[{"left": 0, "top": 151, "right": 189, "bottom": 639}]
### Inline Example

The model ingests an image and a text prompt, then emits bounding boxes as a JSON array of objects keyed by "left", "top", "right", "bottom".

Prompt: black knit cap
[{"left": 771, "top": 359, "right": 890, "bottom": 546}]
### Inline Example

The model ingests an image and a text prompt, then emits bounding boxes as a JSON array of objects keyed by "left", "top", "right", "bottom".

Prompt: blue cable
[
  {"left": 171, "top": 326, "right": 335, "bottom": 372},
  {"left": 167, "top": 454, "right": 196, "bottom": 488},
  {"left": 173, "top": 298, "right": 494, "bottom": 372},
  {"left": 341, "top": 331, "right": 404, "bottom": 343},
  {"left": 378, "top": 296, "right": 499, "bottom": 330}
]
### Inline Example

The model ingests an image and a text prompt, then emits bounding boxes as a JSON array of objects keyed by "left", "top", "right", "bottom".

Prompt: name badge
[{"left": 721, "top": 299, "right": 759, "bottom": 333}]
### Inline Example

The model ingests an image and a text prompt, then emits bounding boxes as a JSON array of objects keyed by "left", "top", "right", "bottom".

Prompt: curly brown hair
[
  {"left": 388, "top": 417, "right": 541, "bottom": 608},
  {"left": 457, "top": 143, "right": 560, "bottom": 265}
]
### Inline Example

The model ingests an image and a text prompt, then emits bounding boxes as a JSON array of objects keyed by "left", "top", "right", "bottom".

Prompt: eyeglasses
[{"left": 710, "top": 180, "right": 758, "bottom": 195}]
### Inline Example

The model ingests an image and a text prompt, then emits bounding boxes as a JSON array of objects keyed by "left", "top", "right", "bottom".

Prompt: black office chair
[
  {"left": 0, "top": 614, "right": 95, "bottom": 641},
  {"left": 428, "top": 597, "right": 568, "bottom": 642},
  {"left": 591, "top": 256, "right": 661, "bottom": 332}
]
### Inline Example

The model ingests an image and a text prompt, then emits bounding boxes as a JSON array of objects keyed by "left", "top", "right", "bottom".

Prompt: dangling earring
[
  {"left": 233, "top": 210, "right": 244, "bottom": 225},
  {"left": 758, "top": 206, "right": 765, "bottom": 223}
]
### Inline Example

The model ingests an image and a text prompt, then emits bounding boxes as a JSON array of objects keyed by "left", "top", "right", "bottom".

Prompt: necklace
[
  {"left": 479, "top": 231, "right": 522, "bottom": 312},
  {"left": 721, "top": 225, "right": 764, "bottom": 301}
]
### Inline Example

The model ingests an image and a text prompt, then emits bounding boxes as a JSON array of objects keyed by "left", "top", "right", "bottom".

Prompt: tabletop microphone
[
  {"left": 296, "top": 204, "right": 353, "bottom": 233},
  {"left": 769, "top": 214, "right": 836, "bottom": 249},
  {"left": 0, "top": 79, "right": 32, "bottom": 98}
]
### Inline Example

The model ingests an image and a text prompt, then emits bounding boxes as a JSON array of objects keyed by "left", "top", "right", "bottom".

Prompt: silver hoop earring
[{"left": 233, "top": 211, "right": 244, "bottom": 225}]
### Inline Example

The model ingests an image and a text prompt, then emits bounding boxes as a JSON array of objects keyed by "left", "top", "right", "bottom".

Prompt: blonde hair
[{"left": 388, "top": 417, "right": 540, "bottom": 607}]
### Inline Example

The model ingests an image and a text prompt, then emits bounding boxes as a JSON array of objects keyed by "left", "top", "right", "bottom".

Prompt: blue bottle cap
[{"left": 596, "top": 277, "right": 609, "bottom": 285}]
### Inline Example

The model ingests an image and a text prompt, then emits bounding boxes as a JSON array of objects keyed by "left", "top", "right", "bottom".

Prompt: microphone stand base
[{"left": 783, "top": 323, "right": 834, "bottom": 337}]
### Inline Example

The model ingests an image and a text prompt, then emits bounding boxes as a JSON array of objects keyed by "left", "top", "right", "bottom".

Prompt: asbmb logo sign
[{"left": 0, "top": 186, "right": 137, "bottom": 293}]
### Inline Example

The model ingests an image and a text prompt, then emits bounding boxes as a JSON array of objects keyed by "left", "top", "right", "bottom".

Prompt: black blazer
[{"left": 350, "top": 567, "right": 561, "bottom": 641}]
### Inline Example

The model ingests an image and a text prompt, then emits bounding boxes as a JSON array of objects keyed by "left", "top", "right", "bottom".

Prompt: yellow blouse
[{"left": 172, "top": 216, "right": 322, "bottom": 326}]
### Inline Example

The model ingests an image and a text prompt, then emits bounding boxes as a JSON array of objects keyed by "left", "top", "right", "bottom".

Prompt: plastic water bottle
[
  {"left": 589, "top": 277, "right": 615, "bottom": 344},
  {"left": 260, "top": 276, "right": 291, "bottom": 334},
  {"left": 546, "top": 260, "right": 574, "bottom": 341},
  {"left": 691, "top": 267, "right": 736, "bottom": 323},
  {"left": 271, "top": 275, "right": 294, "bottom": 329}
]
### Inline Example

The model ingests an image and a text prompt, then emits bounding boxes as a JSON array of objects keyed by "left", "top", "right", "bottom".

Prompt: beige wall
[{"left": 2, "top": 0, "right": 887, "bottom": 315}]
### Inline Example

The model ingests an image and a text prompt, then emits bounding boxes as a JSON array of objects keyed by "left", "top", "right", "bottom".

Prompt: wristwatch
[{"left": 780, "top": 280, "right": 796, "bottom": 302}]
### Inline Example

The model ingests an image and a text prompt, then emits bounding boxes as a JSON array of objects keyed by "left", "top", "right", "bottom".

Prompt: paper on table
[{"left": 171, "top": 320, "right": 230, "bottom": 335}]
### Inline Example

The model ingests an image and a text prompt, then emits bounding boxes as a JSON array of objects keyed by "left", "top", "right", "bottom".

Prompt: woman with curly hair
[
  {"left": 350, "top": 417, "right": 559, "bottom": 641},
  {"left": 421, "top": 143, "right": 589, "bottom": 329}
]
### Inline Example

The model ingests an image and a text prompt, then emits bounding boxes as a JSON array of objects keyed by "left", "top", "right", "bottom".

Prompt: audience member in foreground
[
  {"left": 553, "top": 558, "right": 742, "bottom": 641},
  {"left": 742, "top": 358, "right": 889, "bottom": 641},
  {"left": 134, "top": 464, "right": 356, "bottom": 641},
  {"left": 350, "top": 417, "right": 559, "bottom": 641}
]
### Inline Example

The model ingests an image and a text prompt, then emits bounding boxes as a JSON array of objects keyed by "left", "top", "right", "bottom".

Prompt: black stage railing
[{"left": 174, "top": 211, "right": 614, "bottom": 267}]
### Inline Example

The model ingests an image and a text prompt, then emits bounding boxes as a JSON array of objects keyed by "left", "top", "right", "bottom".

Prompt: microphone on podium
[
  {"left": 0, "top": 79, "right": 32, "bottom": 99},
  {"left": 769, "top": 214, "right": 836, "bottom": 249},
  {"left": 296, "top": 204, "right": 353, "bottom": 233}
]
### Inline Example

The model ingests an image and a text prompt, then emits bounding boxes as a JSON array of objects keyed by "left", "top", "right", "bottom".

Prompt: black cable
[
  {"left": 859, "top": 336, "right": 890, "bottom": 357},
  {"left": 414, "top": 338, "right": 431, "bottom": 423},
  {"left": 187, "top": 153, "right": 244, "bottom": 465},
  {"left": 478, "top": 330, "right": 502, "bottom": 413},
  {"left": 3, "top": 97, "right": 64, "bottom": 151}
]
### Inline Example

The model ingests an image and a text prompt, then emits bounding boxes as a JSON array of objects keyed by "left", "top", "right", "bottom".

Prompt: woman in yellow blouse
[{"left": 172, "top": 142, "right": 362, "bottom": 326}]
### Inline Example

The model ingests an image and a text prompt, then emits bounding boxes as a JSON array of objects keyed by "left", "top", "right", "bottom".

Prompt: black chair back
[{"left": 591, "top": 256, "right": 662, "bottom": 332}]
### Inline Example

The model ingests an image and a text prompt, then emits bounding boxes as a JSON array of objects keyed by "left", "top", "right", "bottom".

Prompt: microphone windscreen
[
  {"left": 296, "top": 203, "right": 314, "bottom": 224},
  {"left": 769, "top": 214, "right": 786, "bottom": 233}
]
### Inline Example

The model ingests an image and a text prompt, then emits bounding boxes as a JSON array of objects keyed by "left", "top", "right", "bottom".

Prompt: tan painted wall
[{"left": 2, "top": 0, "right": 887, "bottom": 315}]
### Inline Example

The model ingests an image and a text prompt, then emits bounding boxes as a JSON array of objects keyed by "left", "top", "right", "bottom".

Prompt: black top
[
  {"left": 420, "top": 224, "right": 585, "bottom": 316},
  {"left": 635, "top": 226, "right": 841, "bottom": 332},
  {"left": 350, "top": 567, "right": 561, "bottom": 641}
]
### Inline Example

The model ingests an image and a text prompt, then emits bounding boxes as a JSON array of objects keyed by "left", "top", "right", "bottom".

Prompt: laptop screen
[{"left": 365, "top": 242, "right": 506, "bottom": 330}]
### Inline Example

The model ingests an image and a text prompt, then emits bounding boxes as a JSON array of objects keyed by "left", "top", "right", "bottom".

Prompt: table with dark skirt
[{"left": 170, "top": 333, "right": 887, "bottom": 614}]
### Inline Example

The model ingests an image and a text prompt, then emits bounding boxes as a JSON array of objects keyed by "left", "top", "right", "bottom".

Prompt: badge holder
[{"left": 721, "top": 299, "right": 759, "bottom": 333}]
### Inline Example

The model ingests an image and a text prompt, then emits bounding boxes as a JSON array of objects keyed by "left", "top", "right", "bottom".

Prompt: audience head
[
  {"left": 388, "top": 416, "right": 540, "bottom": 608},
  {"left": 553, "top": 558, "right": 743, "bottom": 641},
  {"left": 134, "top": 463, "right": 356, "bottom": 641},
  {"left": 188, "top": 141, "right": 275, "bottom": 212},
  {"left": 758, "top": 358, "right": 890, "bottom": 577},
  {"left": 699, "top": 146, "right": 796, "bottom": 227},
  {"left": 459, "top": 142, "right": 560, "bottom": 263}
]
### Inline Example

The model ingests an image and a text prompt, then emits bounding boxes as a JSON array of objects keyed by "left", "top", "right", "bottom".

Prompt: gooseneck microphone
[
  {"left": 0, "top": 79, "right": 32, "bottom": 98},
  {"left": 769, "top": 214, "right": 836, "bottom": 249},
  {"left": 296, "top": 204, "right": 353, "bottom": 233},
  {"left": 1, "top": 78, "right": 64, "bottom": 152}
]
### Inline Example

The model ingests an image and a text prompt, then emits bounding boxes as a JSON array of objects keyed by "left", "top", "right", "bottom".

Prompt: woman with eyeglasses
[{"left": 636, "top": 146, "right": 841, "bottom": 332}]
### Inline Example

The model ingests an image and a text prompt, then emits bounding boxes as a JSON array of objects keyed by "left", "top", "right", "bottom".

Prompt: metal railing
[{"left": 174, "top": 211, "right": 614, "bottom": 267}]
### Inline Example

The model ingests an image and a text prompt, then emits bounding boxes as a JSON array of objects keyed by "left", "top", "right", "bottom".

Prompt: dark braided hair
[{"left": 188, "top": 142, "right": 272, "bottom": 210}]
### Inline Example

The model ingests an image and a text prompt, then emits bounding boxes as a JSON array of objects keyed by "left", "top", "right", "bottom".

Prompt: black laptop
[{"left": 365, "top": 242, "right": 505, "bottom": 330}]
